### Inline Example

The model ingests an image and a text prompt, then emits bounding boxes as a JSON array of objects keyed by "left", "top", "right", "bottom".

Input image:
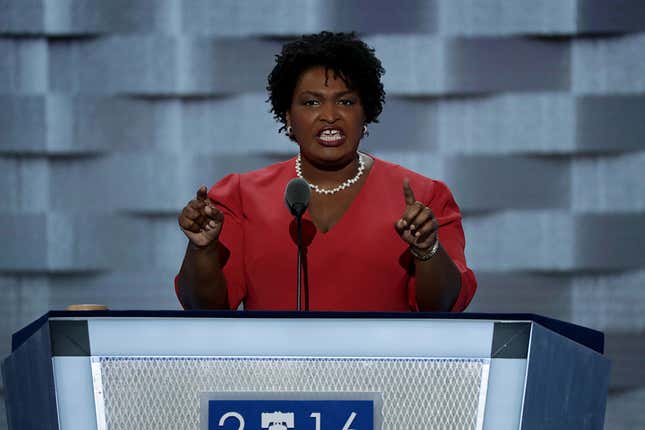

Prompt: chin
[{"left": 312, "top": 150, "right": 359, "bottom": 169}]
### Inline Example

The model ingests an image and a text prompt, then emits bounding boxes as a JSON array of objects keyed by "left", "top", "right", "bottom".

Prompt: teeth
[
  {"left": 319, "top": 129, "right": 343, "bottom": 142},
  {"left": 321, "top": 129, "right": 341, "bottom": 136},
  {"left": 320, "top": 134, "right": 342, "bottom": 142}
]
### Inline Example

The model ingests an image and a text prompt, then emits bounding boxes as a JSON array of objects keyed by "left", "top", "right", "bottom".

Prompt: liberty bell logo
[{"left": 260, "top": 411, "right": 295, "bottom": 429}]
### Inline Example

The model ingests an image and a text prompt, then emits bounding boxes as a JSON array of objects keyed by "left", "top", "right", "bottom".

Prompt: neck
[{"left": 298, "top": 153, "right": 361, "bottom": 188}]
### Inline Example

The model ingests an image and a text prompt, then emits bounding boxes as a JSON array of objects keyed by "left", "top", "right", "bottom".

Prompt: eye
[
  {"left": 338, "top": 98, "right": 356, "bottom": 106},
  {"left": 303, "top": 99, "right": 320, "bottom": 106}
]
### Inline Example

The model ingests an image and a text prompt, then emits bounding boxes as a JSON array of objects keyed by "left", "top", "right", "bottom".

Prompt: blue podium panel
[
  {"left": 206, "top": 399, "right": 374, "bottom": 430},
  {"left": 2, "top": 311, "right": 609, "bottom": 430}
]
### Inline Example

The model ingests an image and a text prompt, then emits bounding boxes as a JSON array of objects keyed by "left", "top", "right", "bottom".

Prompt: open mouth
[{"left": 317, "top": 128, "right": 345, "bottom": 143}]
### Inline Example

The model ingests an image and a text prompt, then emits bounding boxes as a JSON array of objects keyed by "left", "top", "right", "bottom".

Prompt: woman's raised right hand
[{"left": 178, "top": 185, "right": 224, "bottom": 248}]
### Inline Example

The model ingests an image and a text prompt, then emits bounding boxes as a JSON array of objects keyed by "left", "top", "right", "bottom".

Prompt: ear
[{"left": 285, "top": 111, "right": 291, "bottom": 128}]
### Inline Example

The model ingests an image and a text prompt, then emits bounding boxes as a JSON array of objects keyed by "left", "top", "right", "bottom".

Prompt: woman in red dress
[{"left": 176, "top": 32, "right": 476, "bottom": 312}]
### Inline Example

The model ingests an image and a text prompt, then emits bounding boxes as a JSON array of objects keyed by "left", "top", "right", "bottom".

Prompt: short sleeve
[
  {"left": 208, "top": 173, "right": 247, "bottom": 309},
  {"left": 407, "top": 180, "right": 477, "bottom": 312}
]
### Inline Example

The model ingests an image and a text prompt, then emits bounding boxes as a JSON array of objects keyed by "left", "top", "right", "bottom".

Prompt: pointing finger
[
  {"left": 196, "top": 185, "right": 208, "bottom": 201},
  {"left": 403, "top": 178, "right": 415, "bottom": 206}
]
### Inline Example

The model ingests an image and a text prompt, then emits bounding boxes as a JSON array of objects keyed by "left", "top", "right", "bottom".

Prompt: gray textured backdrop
[{"left": 1, "top": 1, "right": 645, "bottom": 429}]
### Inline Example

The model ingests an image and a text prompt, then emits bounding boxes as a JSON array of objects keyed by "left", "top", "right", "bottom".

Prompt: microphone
[
  {"left": 285, "top": 178, "right": 311, "bottom": 217},
  {"left": 284, "top": 178, "right": 311, "bottom": 311}
]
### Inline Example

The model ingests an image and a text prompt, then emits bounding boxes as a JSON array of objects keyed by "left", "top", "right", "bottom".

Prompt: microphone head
[{"left": 285, "top": 178, "right": 311, "bottom": 217}]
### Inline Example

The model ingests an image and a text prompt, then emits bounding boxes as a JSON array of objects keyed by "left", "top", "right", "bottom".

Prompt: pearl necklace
[{"left": 295, "top": 153, "right": 366, "bottom": 195}]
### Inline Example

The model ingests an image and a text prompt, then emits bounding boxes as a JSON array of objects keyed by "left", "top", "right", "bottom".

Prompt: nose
[{"left": 319, "top": 101, "right": 340, "bottom": 123}]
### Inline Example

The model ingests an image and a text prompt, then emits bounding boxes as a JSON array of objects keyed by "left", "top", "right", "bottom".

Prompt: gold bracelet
[{"left": 409, "top": 238, "right": 440, "bottom": 261}]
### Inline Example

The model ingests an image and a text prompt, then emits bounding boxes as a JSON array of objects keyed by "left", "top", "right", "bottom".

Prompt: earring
[
  {"left": 287, "top": 126, "right": 293, "bottom": 136},
  {"left": 362, "top": 124, "right": 369, "bottom": 137}
]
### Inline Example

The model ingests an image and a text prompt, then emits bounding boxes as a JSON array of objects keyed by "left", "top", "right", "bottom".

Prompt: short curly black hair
[{"left": 267, "top": 31, "right": 386, "bottom": 134}]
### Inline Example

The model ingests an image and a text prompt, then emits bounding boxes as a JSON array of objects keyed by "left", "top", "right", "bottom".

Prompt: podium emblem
[
  {"left": 203, "top": 398, "right": 375, "bottom": 430},
  {"left": 261, "top": 411, "right": 295, "bottom": 429}
]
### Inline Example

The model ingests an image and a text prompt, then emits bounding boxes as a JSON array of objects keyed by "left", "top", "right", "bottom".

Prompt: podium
[{"left": 2, "top": 311, "right": 609, "bottom": 429}]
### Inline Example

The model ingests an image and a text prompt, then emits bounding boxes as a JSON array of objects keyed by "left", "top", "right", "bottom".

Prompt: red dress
[{"left": 176, "top": 156, "right": 476, "bottom": 312}]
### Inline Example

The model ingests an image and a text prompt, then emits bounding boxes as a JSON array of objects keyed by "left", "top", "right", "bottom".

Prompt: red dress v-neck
[{"left": 176, "top": 156, "right": 477, "bottom": 312}]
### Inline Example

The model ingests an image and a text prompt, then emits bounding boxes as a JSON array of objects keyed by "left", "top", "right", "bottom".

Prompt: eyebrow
[{"left": 299, "top": 90, "right": 357, "bottom": 98}]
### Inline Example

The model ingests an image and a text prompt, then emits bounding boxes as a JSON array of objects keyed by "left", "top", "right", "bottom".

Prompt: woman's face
[{"left": 287, "top": 66, "right": 366, "bottom": 169}]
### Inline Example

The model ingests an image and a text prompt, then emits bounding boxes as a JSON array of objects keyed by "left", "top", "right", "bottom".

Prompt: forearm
[
  {"left": 413, "top": 242, "right": 462, "bottom": 311},
  {"left": 177, "top": 241, "right": 229, "bottom": 309}
]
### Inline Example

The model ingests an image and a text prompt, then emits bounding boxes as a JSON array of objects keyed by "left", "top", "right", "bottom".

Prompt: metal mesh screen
[{"left": 92, "top": 356, "right": 489, "bottom": 430}]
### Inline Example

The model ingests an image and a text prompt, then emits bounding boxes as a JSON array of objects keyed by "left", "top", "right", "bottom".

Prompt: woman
[{"left": 176, "top": 32, "right": 476, "bottom": 312}]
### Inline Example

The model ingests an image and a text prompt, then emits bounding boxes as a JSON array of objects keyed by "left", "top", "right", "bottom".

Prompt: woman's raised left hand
[{"left": 394, "top": 178, "right": 438, "bottom": 251}]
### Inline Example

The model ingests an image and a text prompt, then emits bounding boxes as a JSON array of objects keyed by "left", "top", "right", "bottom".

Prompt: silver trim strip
[
  {"left": 87, "top": 318, "right": 495, "bottom": 358},
  {"left": 476, "top": 361, "right": 491, "bottom": 430},
  {"left": 91, "top": 358, "right": 107, "bottom": 430}
]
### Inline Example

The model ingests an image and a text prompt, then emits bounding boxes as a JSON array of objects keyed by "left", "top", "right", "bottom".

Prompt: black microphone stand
[
  {"left": 296, "top": 213, "right": 304, "bottom": 311},
  {"left": 285, "top": 177, "right": 310, "bottom": 312}
]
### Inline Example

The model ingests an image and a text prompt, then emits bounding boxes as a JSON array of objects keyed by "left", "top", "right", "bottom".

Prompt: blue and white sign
[{"left": 207, "top": 399, "right": 374, "bottom": 430}]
